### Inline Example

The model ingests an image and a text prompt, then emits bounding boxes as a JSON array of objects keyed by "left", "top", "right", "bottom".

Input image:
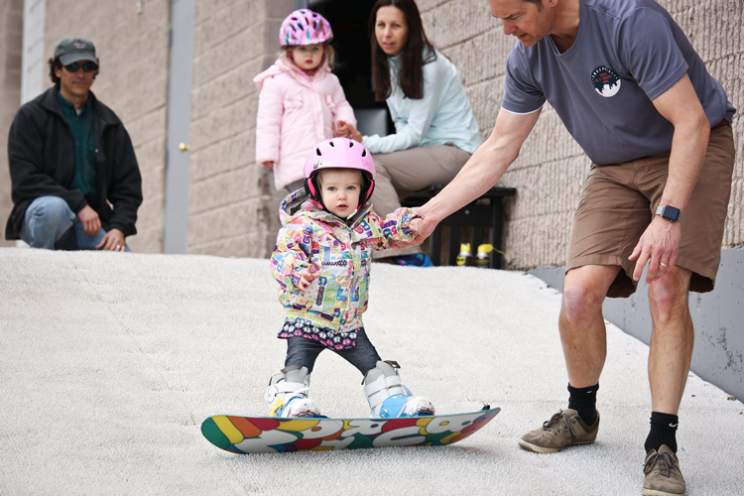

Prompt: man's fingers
[
  {"left": 646, "top": 250, "right": 662, "bottom": 283},
  {"left": 628, "top": 243, "right": 642, "bottom": 261},
  {"left": 632, "top": 247, "right": 650, "bottom": 281},
  {"left": 668, "top": 252, "right": 678, "bottom": 270},
  {"left": 103, "top": 235, "right": 117, "bottom": 251}
]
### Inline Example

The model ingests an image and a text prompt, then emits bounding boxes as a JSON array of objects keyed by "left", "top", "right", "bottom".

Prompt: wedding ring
[
  {"left": 116, "top": 245, "right": 121, "bottom": 250},
  {"left": 659, "top": 262, "right": 667, "bottom": 267}
]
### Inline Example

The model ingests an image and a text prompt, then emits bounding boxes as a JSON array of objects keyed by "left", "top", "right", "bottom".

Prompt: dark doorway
[{"left": 309, "top": 0, "right": 391, "bottom": 135}]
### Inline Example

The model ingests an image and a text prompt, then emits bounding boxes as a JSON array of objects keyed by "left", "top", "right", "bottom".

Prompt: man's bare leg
[
  {"left": 559, "top": 264, "right": 621, "bottom": 387},
  {"left": 648, "top": 267, "right": 694, "bottom": 415},
  {"left": 518, "top": 264, "right": 620, "bottom": 453}
]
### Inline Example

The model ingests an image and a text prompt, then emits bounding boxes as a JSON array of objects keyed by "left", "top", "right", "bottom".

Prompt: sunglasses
[{"left": 63, "top": 62, "right": 98, "bottom": 73}]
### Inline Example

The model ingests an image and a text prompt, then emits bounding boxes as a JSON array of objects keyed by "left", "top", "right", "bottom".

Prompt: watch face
[{"left": 663, "top": 206, "right": 680, "bottom": 222}]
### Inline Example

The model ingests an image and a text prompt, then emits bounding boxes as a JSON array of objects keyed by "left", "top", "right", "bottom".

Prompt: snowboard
[{"left": 201, "top": 406, "right": 500, "bottom": 454}]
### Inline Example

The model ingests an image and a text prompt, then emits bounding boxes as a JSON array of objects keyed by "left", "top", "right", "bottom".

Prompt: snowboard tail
[{"left": 201, "top": 407, "right": 500, "bottom": 454}]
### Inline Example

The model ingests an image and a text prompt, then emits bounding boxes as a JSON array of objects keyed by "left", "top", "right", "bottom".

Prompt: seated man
[{"left": 5, "top": 37, "right": 142, "bottom": 251}]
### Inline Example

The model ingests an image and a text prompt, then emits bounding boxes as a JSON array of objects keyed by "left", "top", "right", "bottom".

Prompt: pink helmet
[
  {"left": 304, "top": 138, "right": 376, "bottom": 210},
  {"left": 279, "top": 9, "right": 333, "bottom": 47}
]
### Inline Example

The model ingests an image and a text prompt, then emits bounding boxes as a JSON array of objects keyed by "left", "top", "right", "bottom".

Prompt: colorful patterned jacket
[{"left": 270, "top": 189, "right": 418, "bottom": 339}]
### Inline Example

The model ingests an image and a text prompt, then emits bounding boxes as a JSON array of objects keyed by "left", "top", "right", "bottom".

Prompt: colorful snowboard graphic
[{"left": 202, "top": 407, "right": 500, "bottom": 454}]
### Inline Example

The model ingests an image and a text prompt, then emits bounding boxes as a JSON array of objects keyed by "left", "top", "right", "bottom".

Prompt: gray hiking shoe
[
  {"left": 518, "top": 408, "right": 599, "bottom": 453},
  {"left": 642, "top": 445, "right": 686, "bottom": 495}
]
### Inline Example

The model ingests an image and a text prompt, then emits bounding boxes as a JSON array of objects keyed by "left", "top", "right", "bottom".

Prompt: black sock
[
  {"left": 567, "top": 383, "right": 598, "bottom": 426},
  {"left": 645, "top": 412, "right": 678, "bottom": 453}
]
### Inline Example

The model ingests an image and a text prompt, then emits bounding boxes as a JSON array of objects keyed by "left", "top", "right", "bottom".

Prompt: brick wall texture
[
  {"left": 4, "top": 0, "right": 742, "bottom": 268},
  {"left": 43, "top": 0, "right": 170, "bottom": 253},
  {"left": 0, "top": 0, "right": 23, "bottom": 247},
  {"left": 187, "top": 0, "right": 291, "bottom": 258},
  {"left": 419, "top": 0, "right": 744, "bottom": 270}
]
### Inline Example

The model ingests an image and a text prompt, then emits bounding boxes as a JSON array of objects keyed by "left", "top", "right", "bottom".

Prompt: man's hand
[
  {"left": 297, "top": 269, "right": 320, "bottom": 291},
  {"left": 262, "top": 161, "right": 274, "bottom": 169},
  {"left": 629, "top": 216, "right": 681, "bottom": 283},
  {"left": 78, "top": 205, "right": 101, "bottom": 235},
  {"left": 390, "top": 212, "right": 437, "bottom": 249},
  {"left": 409, "top": 217, "right": 424, "bottom": 235},
  {"left": 96, "top": 228, "right": 127, "bottom": 252}
]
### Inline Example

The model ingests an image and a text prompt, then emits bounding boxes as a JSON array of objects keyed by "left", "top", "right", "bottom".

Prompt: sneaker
[
  {"left": 395, "top": 253, "right": 434, "bottom": 267},
  {"left": 642, "top": 445, "right": 686, "bottom": 495},
  {"left": 518, "top": 408, "right": 599, "bottom": 453}
]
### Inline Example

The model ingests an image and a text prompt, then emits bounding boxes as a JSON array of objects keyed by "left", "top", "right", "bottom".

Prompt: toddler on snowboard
[{"left": 267, "top": 137, "right": 435, "bottom": 419}]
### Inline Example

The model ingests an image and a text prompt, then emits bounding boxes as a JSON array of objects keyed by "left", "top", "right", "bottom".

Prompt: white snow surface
[{"left": 0, "top": 248, "right": 742, "bottom": 495}]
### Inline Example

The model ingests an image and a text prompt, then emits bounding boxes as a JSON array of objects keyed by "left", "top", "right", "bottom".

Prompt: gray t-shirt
[{"left": 501, "top": 0, "right": 736, "bottom": 165}]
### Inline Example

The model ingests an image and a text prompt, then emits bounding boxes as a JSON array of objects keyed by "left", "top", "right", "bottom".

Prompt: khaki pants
[{"left": 370, "top": 144, "right": 472, "bottom": 257}]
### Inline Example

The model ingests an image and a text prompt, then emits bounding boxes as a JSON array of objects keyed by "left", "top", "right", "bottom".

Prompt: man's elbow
[{"left": 482, "top": 136, "right": 519, "bottom": 165}]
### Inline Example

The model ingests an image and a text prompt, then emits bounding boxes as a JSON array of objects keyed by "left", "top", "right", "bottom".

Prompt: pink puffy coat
[{"left": 254, "top": 58, "right": 356, "bottom": 191}]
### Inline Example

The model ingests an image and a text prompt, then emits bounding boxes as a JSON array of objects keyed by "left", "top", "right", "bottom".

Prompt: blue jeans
[
  {"left": 19, "top": 196, "right": 130, "bottom": 251},
  {"left": 285, "top": 329, "right": 382, "bottom": 375}
]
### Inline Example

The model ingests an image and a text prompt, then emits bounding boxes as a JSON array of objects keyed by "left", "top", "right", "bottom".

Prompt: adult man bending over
[
  {"left": 410, "top": 1, "right": 735, "bottom": 494},
  {"left": 6, "top": 37, "right": 142, "bottom": 251}
]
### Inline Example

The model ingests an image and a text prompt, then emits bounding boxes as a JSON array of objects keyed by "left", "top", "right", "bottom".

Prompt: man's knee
[
  {"left": 28, "top": 196, "right": 74, "bottom": 226},
  {"left": 561, "top": 267, "right": 616, "bottom": 325},
  {"left": 649, "top": 270, "right": 691, "bottom": 324}
]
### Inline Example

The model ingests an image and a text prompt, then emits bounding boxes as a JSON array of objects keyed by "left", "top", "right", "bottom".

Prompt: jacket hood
[
  {"left": 253, "top": 57, "right": 330, "bottom": 91},
  {"left": 278, "top": 188, "right": 371, "bottom": 230}
]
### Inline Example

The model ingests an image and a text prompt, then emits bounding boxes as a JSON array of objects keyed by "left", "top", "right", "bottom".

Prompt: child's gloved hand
[
  {"left": 262, "top": 161, "right": 274, "bottom": 169},
  {"left": 297, "top": 269, "right": 320, "bottom": 291}
]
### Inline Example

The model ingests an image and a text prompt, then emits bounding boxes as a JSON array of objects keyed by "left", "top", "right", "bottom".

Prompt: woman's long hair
[{"left": 369, "top": 0, "right": 436, "bottom": 101}]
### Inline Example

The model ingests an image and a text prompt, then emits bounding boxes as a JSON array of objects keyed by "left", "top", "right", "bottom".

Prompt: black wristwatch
[{"left": 655, "top": 205, "right": 681, "bottom": 223}]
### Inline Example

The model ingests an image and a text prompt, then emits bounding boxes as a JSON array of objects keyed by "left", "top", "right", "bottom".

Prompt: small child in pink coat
[{"left": 254, "top": 9, "right": 356, "bottom": 192}]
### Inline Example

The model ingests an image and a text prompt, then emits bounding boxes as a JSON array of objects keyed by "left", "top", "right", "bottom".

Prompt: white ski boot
[
  {"left": 265, "top": 365, "right": 321, "bottom": 418},
  {"left": 363, "top": 360, "right": 435, "bottom": 418}
]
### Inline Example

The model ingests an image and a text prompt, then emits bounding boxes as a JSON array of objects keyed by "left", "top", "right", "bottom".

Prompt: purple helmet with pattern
[
  {"left": 303, "top": 138, "right": 376, "bottom": 210},
  {"left": 279, "top": 9, "right": 333, "bottom": 47}
]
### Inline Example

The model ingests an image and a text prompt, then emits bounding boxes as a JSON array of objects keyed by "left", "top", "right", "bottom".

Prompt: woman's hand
[
  {"left": 348, "top": 124, "right": 363, "bottom": 144},
  {"left": 336, "top": 120, "right": 363, "bottom": 143},
  {"left": 262, "top": 161, "right": 274, "bottom": 169}
]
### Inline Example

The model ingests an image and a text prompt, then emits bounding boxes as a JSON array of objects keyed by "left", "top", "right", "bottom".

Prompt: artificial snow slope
[{"left": 1, "top": 248, "right": 741, "bottom": 495}]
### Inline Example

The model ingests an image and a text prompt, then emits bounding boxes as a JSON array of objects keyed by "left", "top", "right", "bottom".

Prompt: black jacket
[{"left": 5, "top": 87, "right": 143, "bottom": 240}]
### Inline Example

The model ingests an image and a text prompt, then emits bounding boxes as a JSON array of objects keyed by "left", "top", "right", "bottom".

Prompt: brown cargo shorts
[{"left": 566, "top": 123, "right": 735, "bottom": 298}]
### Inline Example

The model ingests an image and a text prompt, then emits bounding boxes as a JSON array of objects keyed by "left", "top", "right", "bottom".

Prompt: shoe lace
[
  {"left": 644, "top": 452, "right": 677, "bottom": 479},
  {"left": 542, "top": 410, "right": 577, "bottom": 440}
]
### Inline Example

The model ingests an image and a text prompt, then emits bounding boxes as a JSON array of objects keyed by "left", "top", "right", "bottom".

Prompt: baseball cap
[{"left": 54, "top": 37, "right": 98, "bottom": 65}]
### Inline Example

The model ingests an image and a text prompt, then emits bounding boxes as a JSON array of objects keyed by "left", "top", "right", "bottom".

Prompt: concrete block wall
[
  {"left": 187, "top": 0, "right": 293, "bottom": 258},
  {"left": 0, "top": 0, "right": 23, "bottom": 248},
  {"left": 420, "top": 0, "right": 744, "bottom": 270},
  {"left": 43, "top": 0, "right": 170, "bottom": 253}
]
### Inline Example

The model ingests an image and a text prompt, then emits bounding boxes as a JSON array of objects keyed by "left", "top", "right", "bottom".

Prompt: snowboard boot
[
  {"left": 264, "top": 365, "right": 321, "bottom": 418},
  {"left": 363, "top": 360, "right": 435, "bottom": 418}
]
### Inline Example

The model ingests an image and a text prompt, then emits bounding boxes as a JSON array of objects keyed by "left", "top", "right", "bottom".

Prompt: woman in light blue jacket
[{"left": 338, "top": 0, "right": 482, "bottom": 265}]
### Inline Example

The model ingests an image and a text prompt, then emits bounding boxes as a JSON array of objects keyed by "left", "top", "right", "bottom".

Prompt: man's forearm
[
  {"left": 661, "top": 118, "right": 710, "bottom": 213},
  {"left": 418, "top": 140, "right": 516, "bottom": 223}
]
